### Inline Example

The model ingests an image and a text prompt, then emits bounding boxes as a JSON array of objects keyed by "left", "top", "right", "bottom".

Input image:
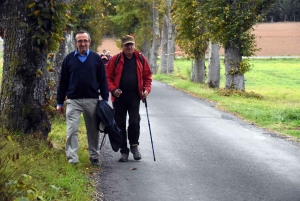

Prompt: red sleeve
[{"left": 142, "top": 54, "right": 152, "bottom": 93}]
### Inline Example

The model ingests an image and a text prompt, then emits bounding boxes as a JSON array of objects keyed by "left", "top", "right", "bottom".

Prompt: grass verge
[{"left": 0, "top": 116, "right": 101, "bottom": 200}]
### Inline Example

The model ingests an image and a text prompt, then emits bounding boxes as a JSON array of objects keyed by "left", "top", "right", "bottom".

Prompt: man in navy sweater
[{"left": 56, "top": 30, "right": 109, "bottom": 166}]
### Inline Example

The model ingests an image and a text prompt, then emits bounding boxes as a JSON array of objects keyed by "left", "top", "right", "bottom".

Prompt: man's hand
[
  {"left": 57, "top": 105, "right": 64, "bottom": 114},
  {"left": 141, "top": 90, "right": 148, "bottom": 98},
  {"left": 113, "top": 89, "right": 122, "bottom": 97}
]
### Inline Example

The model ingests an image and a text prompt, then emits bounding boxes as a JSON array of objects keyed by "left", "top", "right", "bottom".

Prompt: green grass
[
  {"left": 155, "top": 58, "right": 300, "bottom": 138},
  {"left": 0, "top": 116, "right": 98, "bottom": 200}
]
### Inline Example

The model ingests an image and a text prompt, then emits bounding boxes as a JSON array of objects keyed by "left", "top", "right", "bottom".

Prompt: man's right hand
[
  {"left": 57, "top": 105, "right": 64, "bottom": 114},
  {"left": 113, "top": 89, "right": 122, "bottom": 97}
]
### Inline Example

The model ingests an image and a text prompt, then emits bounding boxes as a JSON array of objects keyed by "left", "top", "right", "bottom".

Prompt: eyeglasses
[
  {"left": 76, "top": 40, "right": 90, "bottom": 44},
  {"left": 124, "top": 43, "right": 134, "bottom": 47}
]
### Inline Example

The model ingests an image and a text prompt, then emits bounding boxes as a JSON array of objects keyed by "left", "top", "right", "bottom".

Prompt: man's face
[
  {"left": 122, "top": 43, "right": 135, "bottom": 55},
  {"left": 75, "top": 33, "right": 90, "bottom": 55}
]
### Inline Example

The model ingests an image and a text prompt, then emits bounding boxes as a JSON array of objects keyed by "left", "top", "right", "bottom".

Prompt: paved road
[{"left": 97, "top": 80, "right": 300, "bottom": 201}]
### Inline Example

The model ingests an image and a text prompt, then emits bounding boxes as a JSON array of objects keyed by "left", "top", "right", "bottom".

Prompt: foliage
[
  {"left": 109, "top": 0, "right": 153, "bottom": 51},
  {"left": 71, "top": 0, "right": 111, "bottom": 50},
  {"left": 0, "top": 116, "right": 97, "bottom": 201},
  {"left": 0, "top": 141, "right": 43, "bottom": 200},
  {"left": 172, "top": 0, "right": 209, "bottom": 58},
  {"left": 266, "top": 0, "right": 300, "bottom": 22},
  {"left": 27, "top": 1, "right": 72, "bottom": 52},
  {"left": 216, "top": 88, "right": 263, "bottom": 99},
  {"left": 228, "top": 58, "right": 254, "bottom": 75},
  {"left": 198, "top": 0, "right": 276, "bottom": 57}
]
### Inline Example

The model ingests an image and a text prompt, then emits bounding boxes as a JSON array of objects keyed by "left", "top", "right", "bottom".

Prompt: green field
[{"left": 155, "top": 58, "right": 300, "bottom": 138}]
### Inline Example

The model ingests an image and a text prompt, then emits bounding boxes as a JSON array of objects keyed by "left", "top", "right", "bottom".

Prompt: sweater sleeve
[
  {"left": 56, "top": 55, "right": 70, "bottom": 105},
  {"left": 142, "top": 55, "right": 152, "bottom": 93},
  {"left": 97, "top": 55, "right": 109, "bottom": 101}
]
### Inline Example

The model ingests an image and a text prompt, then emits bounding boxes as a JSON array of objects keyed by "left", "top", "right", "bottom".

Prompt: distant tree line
[{"left": 266, "top": 0, "right": 300, "bottom": 22}]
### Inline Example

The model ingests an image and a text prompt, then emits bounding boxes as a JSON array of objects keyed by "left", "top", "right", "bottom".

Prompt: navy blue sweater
[{"left": 56, "top": 51, "right": 109, "bottom": 105}]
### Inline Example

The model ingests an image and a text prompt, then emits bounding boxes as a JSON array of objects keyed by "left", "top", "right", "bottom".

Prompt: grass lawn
[{"left": 154, "top": 58, "right": 300, "bottom": 138}]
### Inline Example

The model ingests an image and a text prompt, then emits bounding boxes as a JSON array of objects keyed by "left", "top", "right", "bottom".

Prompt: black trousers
[{"left": 113, "top": 92, "right": 140, "bottom": 154}]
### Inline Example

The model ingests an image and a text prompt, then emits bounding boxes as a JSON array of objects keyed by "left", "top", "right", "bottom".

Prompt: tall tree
[
  {"left": 279, "top": 0, "right": 294, "bottom": 21},
  {"left": 208, "top": 42, "right": 220, "bottom": 88},
  {"left": 72, "top": 0, "right": 108, "bottom": 51},
  {"left": 0, "top": 0, "right": 69, "bottom": 136},
  {"left": 172, "top": 0, "right": 208, "bottom": 83},
  {"left": 160, "top": 15, "right": 169, "bottom": 74},
  {"left": 51, "top": 30, "right": 74, "bottom": 110},
  {"left": 160, "top": 0, "right": 175, "bottom": 74},
  {"left": 166, "top": 0, "right": 175, "bottom": 74},
  {"left": 199, "top": 0, "right": 276, "bottom": 90},
  {"left": 108, "top": 0, "right": 154, "bottom": 62},
  {"left": 149, "top": 0, "right": 161, "bottom": 74}
]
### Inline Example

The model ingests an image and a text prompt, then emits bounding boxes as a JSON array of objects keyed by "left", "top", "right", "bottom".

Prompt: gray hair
[{"left": 75, "top": 30, "right": 91, "bottom": 41}]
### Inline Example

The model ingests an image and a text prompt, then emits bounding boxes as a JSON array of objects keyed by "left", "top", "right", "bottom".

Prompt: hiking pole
[
  {"left": 99, "top": 133, "right": 106, "bottom": 150},
  {"left": 143, "top": 87, "right": 156, "bottom": 161}
]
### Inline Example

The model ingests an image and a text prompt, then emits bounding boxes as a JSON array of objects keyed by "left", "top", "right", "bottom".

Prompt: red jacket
[{"left": 106, "top": 50, "right": 152, "bottom": 102}]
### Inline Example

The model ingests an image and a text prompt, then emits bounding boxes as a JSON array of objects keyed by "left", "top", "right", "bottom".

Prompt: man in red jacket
[{"left": 106, "top": 35, "right": 152, "bottom": 162}]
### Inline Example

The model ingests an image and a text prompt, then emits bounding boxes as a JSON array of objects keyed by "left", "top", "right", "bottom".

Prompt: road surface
[{"left": 97, "top": 80, "right": 300, "bottom": 201}]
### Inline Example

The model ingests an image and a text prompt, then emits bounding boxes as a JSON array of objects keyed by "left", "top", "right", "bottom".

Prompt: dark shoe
[
  {"left": 130, "top": 146, "right": 142, "bottom": 160},
  {"left": 118, "top": 153, "right": 129, "bottom": 162},
  {"left": 90, "top": 158, "right": 100, "bottom": 166}
]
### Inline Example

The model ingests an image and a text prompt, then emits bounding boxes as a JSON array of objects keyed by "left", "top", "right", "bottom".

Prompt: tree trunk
[
  {"left": 166, "top": 0, "right": 174, "bottom": 74},
  {"left": 191, "top": 53, "right": 206, "bottom": 84},
  {"left": 224, "top": 45, "right": 245, "bottom": 90},
  {"left": 50, "top": 1, "right": 73, "bottom": 111},
  {"left": 0, "top": 1, "right": 51, "bottom": 136},
  {"left": 160, "top": 15, "right": 168, "bottom": 74},
  {"left": 51, "top": 31, "right": 74, "bottom": 107},
  {"left": 149, "top": 0, "right": 160, "bottom": 74},
  {"left": 208, "top": 42, "right": 220, "bottom": 88},
  {"left": 141, "top": 40, "right": 151, "bottom": 61}
]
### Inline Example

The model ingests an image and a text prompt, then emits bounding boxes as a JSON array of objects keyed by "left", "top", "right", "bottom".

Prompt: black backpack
[{"left": 114, "top": 52, "right": 145, "bottom": 68}]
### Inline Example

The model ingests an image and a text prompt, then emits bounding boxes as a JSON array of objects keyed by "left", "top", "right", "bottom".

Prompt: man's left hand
[{"left": 142, "top": 90, "right": 148, "bottom": 98}]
